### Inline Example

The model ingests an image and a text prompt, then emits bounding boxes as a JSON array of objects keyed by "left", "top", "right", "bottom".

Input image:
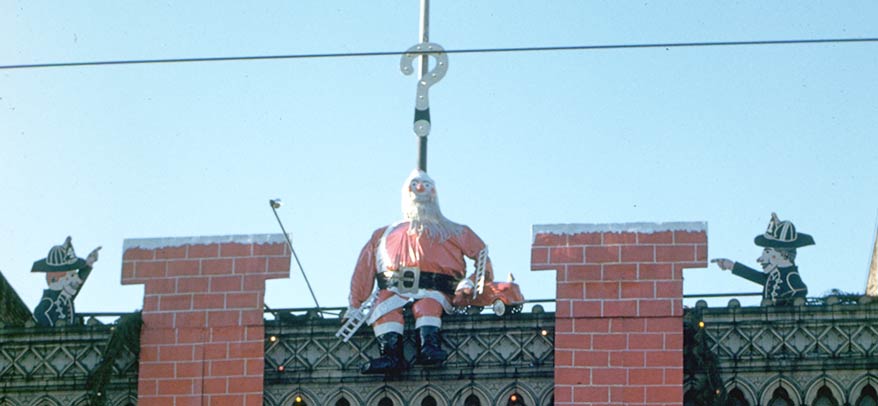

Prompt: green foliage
[
  {"left": 86, "top": 311, "right": 142, "bottom": 406},
  {"left": 814, "top": 289, "right": 863, "bottom": 305},
  {"left": 683, "top": 310, "right": 726, "bottom": 406}
]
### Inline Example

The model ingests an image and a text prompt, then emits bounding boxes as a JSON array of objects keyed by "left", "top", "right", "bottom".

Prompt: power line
[{"left": 1, "top": 37, "right": 876, "bottom": 71}]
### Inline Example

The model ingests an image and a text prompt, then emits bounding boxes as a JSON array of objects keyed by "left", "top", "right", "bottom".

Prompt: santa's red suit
[
  {"left": 349, "top": 220, "right": 493, "bottom": 336},
  {"left": 348, "top": 169, "right": 492, "bottom": 374}
]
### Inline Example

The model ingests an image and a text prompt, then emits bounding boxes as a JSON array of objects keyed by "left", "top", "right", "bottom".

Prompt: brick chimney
[
  {"left": 121, "top": 235, "right": 290, "bottom": 406},
  {"left": 532, "top": 222, "right": 707, "bottom": 406}
]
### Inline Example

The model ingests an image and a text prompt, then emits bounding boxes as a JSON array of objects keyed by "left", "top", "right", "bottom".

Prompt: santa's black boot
[
  {"left": 416, "top": 326, "right": 447, "bottom": 366},
  {"left": 360, "top": 332, "right": 408, "bottom": 375}
]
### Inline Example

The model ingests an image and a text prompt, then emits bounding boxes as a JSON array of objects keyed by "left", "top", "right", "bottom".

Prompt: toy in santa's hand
[{"left": 453, "top": 272, "right": 525, "bottom": 317}]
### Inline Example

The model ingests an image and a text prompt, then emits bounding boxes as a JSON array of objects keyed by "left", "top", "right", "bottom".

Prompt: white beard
[{"left": 403, "top": 197, "right": 464, "bottom": 242}]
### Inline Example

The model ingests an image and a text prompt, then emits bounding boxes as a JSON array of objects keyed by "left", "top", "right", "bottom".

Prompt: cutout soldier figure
[
  {"left": 31, "top": 236, "right": 101, "bottom": 326},
  {"left": 712, "top": 213, "right": 813, "bottom": 306},
  {"left": 347, "top": 169, "right": 493, "bottom": 374}
]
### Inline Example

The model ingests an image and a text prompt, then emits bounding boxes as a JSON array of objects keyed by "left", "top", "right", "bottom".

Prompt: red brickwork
[
  {"left": 122, "top": 235, "right": 290, "bottom": 406},
  {"left": 532, "top": 223, "right": 707, "bottom": 406}
]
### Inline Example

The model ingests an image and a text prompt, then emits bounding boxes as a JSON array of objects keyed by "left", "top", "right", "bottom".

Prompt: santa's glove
[
  {"left": 343, "top": 305, "right": 361, "bottom": 321},
  {"left": 455, "top": 279, "right": 475, "bottom": 295}
]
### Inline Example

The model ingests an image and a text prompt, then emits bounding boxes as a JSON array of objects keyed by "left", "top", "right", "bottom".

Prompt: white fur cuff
[
  {"left": 415, "top": 316, "right": 442, "bottom": 329},
  {"left": 373, "top": 322, "right": 404, "bottom": 336}
]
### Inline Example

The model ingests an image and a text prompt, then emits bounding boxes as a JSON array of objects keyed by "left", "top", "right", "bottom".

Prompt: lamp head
[{"left": 269, "top": 199, "right": 283, "bottom": 209}]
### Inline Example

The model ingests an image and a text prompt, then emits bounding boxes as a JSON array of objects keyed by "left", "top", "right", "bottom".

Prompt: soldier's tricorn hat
[
  {"left": 754, "top": 212, "right": 815, "bottom": 248},
  {"left": 31, "top": 236, "right": 87, "bottom": 273}
]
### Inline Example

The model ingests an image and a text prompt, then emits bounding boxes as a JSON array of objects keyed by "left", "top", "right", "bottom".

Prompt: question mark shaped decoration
[{"left": 400, "top": 42, "right": 448, "bottom": 137}]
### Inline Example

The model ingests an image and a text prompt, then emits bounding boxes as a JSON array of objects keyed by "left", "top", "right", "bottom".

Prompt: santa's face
[
  {"left": 757, "top": 248, "right": 782, "bottom": 270},
  {"left": 408, "top": 176, "right": 436, "bottom": 203}
]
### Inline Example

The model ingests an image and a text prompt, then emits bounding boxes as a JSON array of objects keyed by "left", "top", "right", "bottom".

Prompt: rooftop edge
[
  {"left": 533, "top": 221, "right": 707, "bottom": 241},
  {"left": 122, "top": 233, "right": 288, "bottom": 251}
]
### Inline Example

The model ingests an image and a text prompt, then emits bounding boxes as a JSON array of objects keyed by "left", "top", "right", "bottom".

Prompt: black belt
[{"left": 376, "top": 271, "right": 458, "bottom": 296}]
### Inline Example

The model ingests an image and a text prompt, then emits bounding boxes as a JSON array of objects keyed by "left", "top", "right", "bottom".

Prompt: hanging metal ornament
[
  {"left": 399, "top": 0, "right": 447, "bottom": 172},
  {"left": 400, "top": 43, "right": 448, "bottom": 139}
]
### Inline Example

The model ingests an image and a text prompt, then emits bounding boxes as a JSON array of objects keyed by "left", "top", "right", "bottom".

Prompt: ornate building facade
[
  {"left": 688, "top": 299, "right": 878, "bottom": 405},
  {"left": 4, "top": 224, "right": 878, "bottom": 405},
  {"left": 6, "top": 302, "right": 878, "bottom": 405},
  {"left": 263, "top": 310, "right": 554, "bottom": 405},
  {"left": 0, "top": 321, "right": 138, "bottom": 406},
  {"left": 0, "top": 310, "right": 553, "bottom": 406}
]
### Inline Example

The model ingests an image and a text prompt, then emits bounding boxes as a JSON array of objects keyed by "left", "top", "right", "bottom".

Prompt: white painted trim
[
  {"left": 415, "top": 316, "right": 442, "bottom": 328},
  {"left": 367, "top": 289, "right": 453, "bottom": 323},
  {"left": 377, "top": 221, "right": 406, "bottom": 273},
  {"left": 123, "top": 234, "right": 288, "bottom": 251},
  {"left": 367, "top": 295, "right": 410, "bottom": 325},
  {"left": 373, "top": 322, "right": 404, "bottom": 336},
  {"left": 532, "top": 221, "right": 707, "bottom": 240}
]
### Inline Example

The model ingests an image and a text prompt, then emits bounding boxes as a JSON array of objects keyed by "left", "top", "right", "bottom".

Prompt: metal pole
[
  {"left": 269, "top": 201, "right": 322, "bottom": 314},
  {"left": 419, "top": 0, "right": 429, "bottom": 76},
  {"left": 417, "top": 0, "right": 429, "bottom": 172}
]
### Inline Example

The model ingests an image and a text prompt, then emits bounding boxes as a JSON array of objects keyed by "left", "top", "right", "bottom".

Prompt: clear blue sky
[{"left": 2, "top": 1, "right": 877, "bottom": 314}]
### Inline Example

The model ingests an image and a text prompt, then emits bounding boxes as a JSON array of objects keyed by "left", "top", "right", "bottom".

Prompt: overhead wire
[{"left": 0, "top": 37, "right": 876, "bottom": 71}]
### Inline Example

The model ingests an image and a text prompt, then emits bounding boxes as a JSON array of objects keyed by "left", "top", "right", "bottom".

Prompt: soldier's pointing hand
[
  {"left": 86, "top": 246, "right": 102, "bottom": 267},
  {"left": 710, "top": 258, "right": 734, "bottom": 271}
]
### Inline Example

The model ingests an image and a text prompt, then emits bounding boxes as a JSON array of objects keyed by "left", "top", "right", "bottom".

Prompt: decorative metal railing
[
  {"left": 685, "top": 299, "right": 878, "bottom": 404},
  {"left": 263, "top": 307, "right": 555, "bottom": 405}
]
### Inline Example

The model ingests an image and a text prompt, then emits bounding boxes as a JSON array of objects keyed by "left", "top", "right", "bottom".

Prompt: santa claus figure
[{"left": 348, "top": 169, "right": 493, "bottom": 374}]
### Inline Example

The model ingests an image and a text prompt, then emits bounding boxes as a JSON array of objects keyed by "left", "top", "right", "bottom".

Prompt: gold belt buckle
[{"left": 397, "top": 266, "right": 420, "bottom": 294}]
